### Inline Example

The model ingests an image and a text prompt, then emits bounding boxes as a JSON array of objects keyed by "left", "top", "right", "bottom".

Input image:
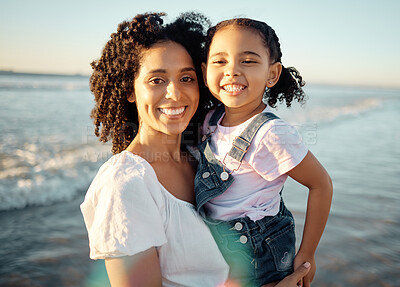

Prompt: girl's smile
[
  {"left": 222, "top": 84, "right": 246, "bottom": 94},
  {"left": 203, "top": 26, "right": 281, "bottom": 126}
]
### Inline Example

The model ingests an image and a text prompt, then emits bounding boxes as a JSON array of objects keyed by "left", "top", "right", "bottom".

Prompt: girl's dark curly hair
[
  {"left": 204, "top": 18, "right": 306, "bottom": 108},
  {"left": 90, "top": 12, "right": 211, "bottom": 154}
]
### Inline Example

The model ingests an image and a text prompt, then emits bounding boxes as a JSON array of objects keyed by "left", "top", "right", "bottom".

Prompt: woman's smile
[
  {"left": 131, "top": 41, "right": 199, "bottom": 136},
  {"left": 158, "top": 106, "right": 187, "bottom": 118}
]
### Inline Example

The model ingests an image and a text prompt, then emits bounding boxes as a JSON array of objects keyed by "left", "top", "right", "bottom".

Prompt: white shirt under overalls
[
  {"left": 80, "top": 151, "right": 229, "bottom": 287},
  {"left": 202, "top": 107, "right": 308, "bottom": 221}
]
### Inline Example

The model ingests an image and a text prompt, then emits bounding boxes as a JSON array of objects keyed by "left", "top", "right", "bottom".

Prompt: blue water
[{"left": 0, "top": 73, "right": 399, "bottom": 286}]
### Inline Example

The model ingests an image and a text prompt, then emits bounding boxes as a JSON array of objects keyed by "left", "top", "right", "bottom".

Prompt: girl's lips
[
  {"left": 222, "top": 84, "right": 246, "bottom": 92},
  {"left": 222, "top": 84, "right": 246, "bottom": 95}
]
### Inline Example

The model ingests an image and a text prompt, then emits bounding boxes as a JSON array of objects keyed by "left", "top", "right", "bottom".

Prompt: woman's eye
[
  {"left": 149, "top": 78, "right": 164, "bottom": 85},
  {"left": 181, "top": 76, "right": 195, "bottom": 83},
  {"left": 211, "top": 59, "right": 225, "bottom": 64}
]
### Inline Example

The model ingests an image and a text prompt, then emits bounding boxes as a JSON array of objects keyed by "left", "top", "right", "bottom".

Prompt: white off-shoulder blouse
[{"left": 80, "top": 151, "right": 228, "bottom": 287}]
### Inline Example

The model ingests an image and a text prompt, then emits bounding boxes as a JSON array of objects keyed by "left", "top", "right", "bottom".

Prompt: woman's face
[{"left": 130, "top": 41, "right": 199, "bottom": 137}]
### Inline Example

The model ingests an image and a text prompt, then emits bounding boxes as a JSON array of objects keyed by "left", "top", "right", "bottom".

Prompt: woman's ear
[
  {"left": 266, "top": 62, "right": 282, "bottom": 88},
  {"left": 127, "top": 94, "right": 135, "bottom": 103},
  {"left": 201, "top": 63, "right": 208, "bottom": 87}
]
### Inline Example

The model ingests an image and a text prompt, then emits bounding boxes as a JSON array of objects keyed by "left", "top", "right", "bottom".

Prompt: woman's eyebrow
[
  {"left": 147, "top": 67, "right": 196, "bottom": 74},
  {"left": 181, "top": 67, "right": 196, "bottom": 72},
  {"left": 148, "top": 69, "right": 166, "bottom": 74}
]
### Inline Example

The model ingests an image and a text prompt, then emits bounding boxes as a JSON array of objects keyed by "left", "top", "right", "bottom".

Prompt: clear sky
[{"left": 1, "top": 0, "right": 399, "bottom": 88}]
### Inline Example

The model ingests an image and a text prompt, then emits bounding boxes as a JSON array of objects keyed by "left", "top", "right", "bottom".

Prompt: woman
[{"left": 80, "top": 12, "right": 310, "bottom": 286}]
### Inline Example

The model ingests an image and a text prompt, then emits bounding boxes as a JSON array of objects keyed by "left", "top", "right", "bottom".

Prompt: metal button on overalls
[
  {"left": 239, "top": 235, "right": 248, "bottom": 244},
  {"left": 202, "top": 172, "right": 210, "bottom": 179},
  {"left": 220, "top": 171, "right": 229, "bottom": 181},
  {"left": 234, "top": 222, "right": 243, "bottom": 231}
]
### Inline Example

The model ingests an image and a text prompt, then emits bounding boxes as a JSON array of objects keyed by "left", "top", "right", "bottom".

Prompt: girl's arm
[
  {"left": 105, "top": 247, "right": 162, "bottom": 287},
  {"left": 286, "top": 151, "right": 333, "bottom": 287}
]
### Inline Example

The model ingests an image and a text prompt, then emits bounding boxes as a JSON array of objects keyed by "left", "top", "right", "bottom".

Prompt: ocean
[{"left": 0, "top": 73, "right": 399, "bottom": 286}]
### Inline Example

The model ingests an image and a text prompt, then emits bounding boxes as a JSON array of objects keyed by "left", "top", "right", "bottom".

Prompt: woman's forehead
[{"left": 139, "top": 41, "right": 195, "bottom": 73}]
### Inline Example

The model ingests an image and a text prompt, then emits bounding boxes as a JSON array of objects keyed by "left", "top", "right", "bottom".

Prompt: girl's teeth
[
  {"left": 224, "top": 85, "right": 244, "bottom": 92},
  {"left": 160, "top": 107, "right": 185, "bottom": 115}
]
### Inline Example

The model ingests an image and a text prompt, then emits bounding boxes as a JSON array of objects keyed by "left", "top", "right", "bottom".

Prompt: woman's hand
[
  {"left": 273, "top": 262, "right": 311, "bottom": 287},
  {"left": 293, "top": 253, "right": 315, "bottom": 287}
]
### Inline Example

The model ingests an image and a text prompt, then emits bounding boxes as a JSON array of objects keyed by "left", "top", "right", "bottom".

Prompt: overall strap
[
  {"left": 208, "top": 104, "right": 225, "bottom": 126},
  {"left": 228, "top": 112, "right": 279, "bottom": 162}
]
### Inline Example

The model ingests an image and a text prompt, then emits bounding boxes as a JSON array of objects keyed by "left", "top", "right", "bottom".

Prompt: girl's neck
[{"left": 221, "top": 102, "right": 266, "bottom": 127}]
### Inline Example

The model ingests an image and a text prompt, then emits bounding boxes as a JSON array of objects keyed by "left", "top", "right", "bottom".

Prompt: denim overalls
[{"left": 195, "top": 105, "right": 296, "bottom": 286}]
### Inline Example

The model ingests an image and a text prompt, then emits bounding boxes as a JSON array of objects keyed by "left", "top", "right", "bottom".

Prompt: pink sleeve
[{"left": 249, "top": 120, "right": 308, "bottom": 181}]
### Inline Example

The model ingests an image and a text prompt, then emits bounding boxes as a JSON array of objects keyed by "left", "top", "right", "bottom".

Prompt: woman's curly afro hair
[
  {"left": 204, "top": 18, "right": 306, "bottom": 108},
  {"left": 90, "top": 12, "right": 211, "bottom": 154}
]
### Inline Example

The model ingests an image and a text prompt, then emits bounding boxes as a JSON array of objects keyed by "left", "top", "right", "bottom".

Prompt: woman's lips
[{"left": 158, "top": 106, "right": 187, "bottom": 118}]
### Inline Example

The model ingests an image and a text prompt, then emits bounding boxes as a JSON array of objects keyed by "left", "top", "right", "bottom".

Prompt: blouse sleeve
[
  {"left": 249, "top": 119, "right": 308, "bottom": 182},
  {"left": 80, "top": 155, "right": 167, "bottom": 259}
]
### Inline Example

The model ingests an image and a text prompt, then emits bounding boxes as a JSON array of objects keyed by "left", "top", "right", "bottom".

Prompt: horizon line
[{"left": 1, "top": 70, "right": 399, "bottom": 91}]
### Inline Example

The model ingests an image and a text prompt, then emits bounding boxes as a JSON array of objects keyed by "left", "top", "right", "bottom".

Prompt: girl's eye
[
  {"left": 149, "top": 78, "right": 164, "bottom": 85},
  {"left": 242, "top": 59, "right": 257, "bottom": 64},
  {"left": 181, "top": 76, "right": 195, "bottom": 83}
]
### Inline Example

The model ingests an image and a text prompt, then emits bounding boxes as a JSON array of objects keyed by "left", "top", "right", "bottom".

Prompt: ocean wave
[
  {"left": 0, "top": 144, "right": 111, "bottom": 211},
  {"left": 279, "top": 97, "right": 383, "bottom": 125},
  {"left": 309, "top": 98, "right": 382, "bottom": 123}
]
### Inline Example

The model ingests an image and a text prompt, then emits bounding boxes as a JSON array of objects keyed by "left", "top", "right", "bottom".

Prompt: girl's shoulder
[{"left": 254, "top": 115, "right": 302, "bottom": 148}]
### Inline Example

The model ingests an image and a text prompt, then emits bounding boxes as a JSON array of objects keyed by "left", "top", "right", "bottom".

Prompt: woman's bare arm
[{"left": 105, "top": 247, "right": 162, "bottom": 287}]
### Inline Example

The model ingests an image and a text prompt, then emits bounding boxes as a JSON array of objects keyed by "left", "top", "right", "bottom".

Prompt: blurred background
[{"left": 0, "top": 0, "right": 399, "bottom": 286}]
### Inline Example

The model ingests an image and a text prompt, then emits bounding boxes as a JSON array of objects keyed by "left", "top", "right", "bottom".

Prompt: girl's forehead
[
  {"left": 212, "top": 26, "right": 264, "bottom": 45},
  {"left": 210, "top": 26, "right": 266, "bottom": 50}
]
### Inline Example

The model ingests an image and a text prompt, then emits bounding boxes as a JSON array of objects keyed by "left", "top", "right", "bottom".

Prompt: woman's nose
[{"left": 165, "top": 81, "right": 181, "bottom": 100}]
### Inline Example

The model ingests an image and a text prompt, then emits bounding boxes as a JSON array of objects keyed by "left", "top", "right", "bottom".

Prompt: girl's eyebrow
[
  {"left": 242, "top": 51, "right": 262, "bottom": 58},
  {"left": 147, "top": 67, "right": 196, "bottom": 74},
  {"left": 209, "top": 51, "right": 262, "bottom": 58}
]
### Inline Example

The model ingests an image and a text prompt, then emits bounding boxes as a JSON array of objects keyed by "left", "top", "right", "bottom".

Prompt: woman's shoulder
[
  {"left": 100, "top": 150, "right": 155, "bottom": 179},
  {"left": 85, "top": 151, "right": 161, "bottom": 202}
]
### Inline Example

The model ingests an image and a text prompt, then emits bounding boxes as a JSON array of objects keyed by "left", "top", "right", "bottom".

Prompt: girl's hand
[{"left": 293, "top": 254, "right": 316, "bottom": 287}]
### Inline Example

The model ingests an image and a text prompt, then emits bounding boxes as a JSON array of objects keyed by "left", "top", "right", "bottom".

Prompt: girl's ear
[
  {"left": 201, "top": 63, "right": 208, "bottom": 87},
  {"left": 266, "top": 62, "right": 282, "bottom": 88},
  {"left": 127, "top": 94, "right": 135, "bottom": 103}
]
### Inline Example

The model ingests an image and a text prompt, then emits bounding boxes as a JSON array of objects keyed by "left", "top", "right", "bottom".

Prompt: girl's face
[
  {"left": 203, "top": 26, "right": 281, "bottom": 115},
  {"left": 129, "top": 41, "right": 199, "bottom": 137}
]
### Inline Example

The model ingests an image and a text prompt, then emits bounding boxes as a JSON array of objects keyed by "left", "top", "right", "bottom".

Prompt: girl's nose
[
  {"left": 224, "top": 62, "right": 241, "bottom": 77},
  {"left": 165, "top": 81, "right": 181, "bottom": 100}
]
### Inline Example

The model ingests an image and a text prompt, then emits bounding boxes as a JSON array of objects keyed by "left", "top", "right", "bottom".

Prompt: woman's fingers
[{"left": 275, "top": 262, "right": 311, "bottom": 287}]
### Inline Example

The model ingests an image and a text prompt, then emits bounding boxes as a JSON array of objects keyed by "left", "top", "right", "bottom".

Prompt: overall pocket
[{"left": 264, "top": 218, "right": 296, "bottom": 272}]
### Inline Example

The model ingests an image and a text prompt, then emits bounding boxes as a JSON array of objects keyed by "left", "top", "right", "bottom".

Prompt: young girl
[{"left": 195, "top": 18, "right": 333, "bottom": 287}]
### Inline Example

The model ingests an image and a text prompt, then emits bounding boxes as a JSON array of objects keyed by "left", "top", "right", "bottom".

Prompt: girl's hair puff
[
  {"left": 204, "top": 18, "right": 306, "bottom": 108},
  {"left": 90, "top": 12, "right": 210, "bottom": 154}
]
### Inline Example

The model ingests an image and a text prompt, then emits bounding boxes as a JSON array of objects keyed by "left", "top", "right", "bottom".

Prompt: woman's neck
[{"left": 126, "top": 129, "right": 183, "bottom": 164}]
